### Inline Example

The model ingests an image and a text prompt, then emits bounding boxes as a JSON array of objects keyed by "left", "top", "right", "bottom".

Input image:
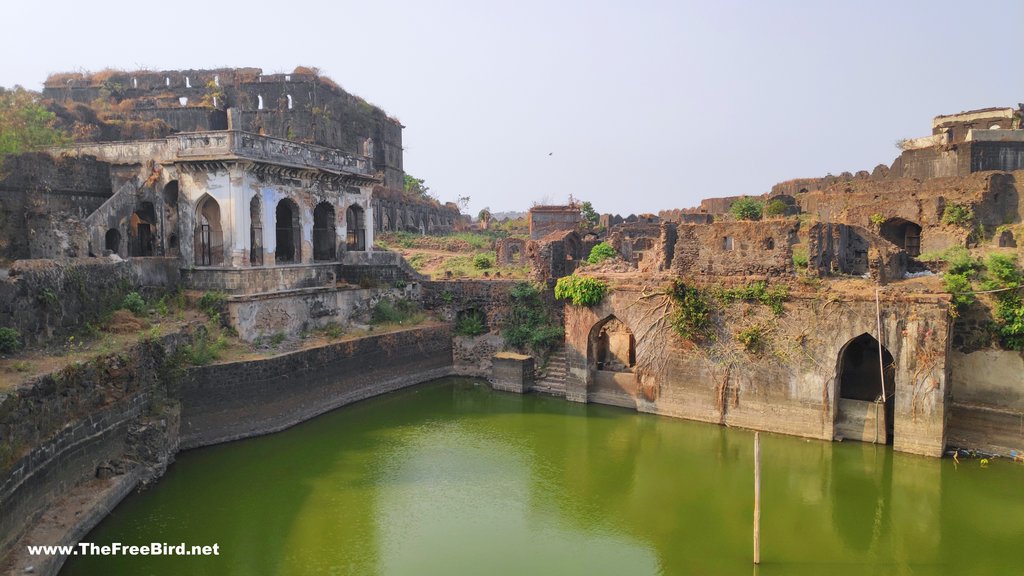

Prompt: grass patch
[{"left": 371, "top": 298, "right": 426, "bottom": 326}]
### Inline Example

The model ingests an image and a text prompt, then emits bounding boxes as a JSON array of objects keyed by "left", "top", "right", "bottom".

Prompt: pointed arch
[
  {"left": 879, "top": 218, "right": 921, "bottom": 257},
  {"left": 835, "top": 332, "right": 895, "bottom": 444},
  {"left": 586, "top": 314, "right": 638, "bottom": 407},
  {"left": 250, "top": 194, "right": 264, "bottom": 266},
  {"left": 313, "top": 201, "right": 337, "bottom": 261},
  {"left": 194, "top": 194, "right": 224, "bottom": 266},
  {"left": 275, "top": 198, "right": 301, "bottom": 263}
]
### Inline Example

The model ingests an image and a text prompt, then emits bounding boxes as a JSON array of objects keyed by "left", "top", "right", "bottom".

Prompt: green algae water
[{"left": 62, "top": 377, "right": 1024, "bottom": 576}]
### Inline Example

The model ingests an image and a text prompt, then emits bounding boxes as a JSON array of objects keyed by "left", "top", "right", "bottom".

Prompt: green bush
[
  {"left": 371, "top": 298, "right": 422, "bottom": 325},
  {"left": 764, "top": 199, "right": 788, "bottom": 218},
  {"left": 985, "top": 253, "right": 1021, "bottom": 288},
  {"left": 121, "top": 292, "right": 146, "bottom": 316},
  {"left": 792, "top": 247, "right": 808, "bottom": 269},
  {"left": 943, "top": 272, "right": 974, "bottom": 311},
  {"left": 473, "top": 253, "right": 494, "bottom": 270},
  {"left": 942, "top": 203, "right": 973, "bottom": 226},
  {"left": 737, "top": 325, "right": 766, "bottom": 353},
  {"left": 586, "top": 242, "right": 617, "bottom": 265},
  {"left": 869, "top": 213, "right": 885, "bottom": 227},
  {"left": 716, "top": 281, "right": 789, "bottom": 316},
  {"left": 995, "top": 294, "right": 1024, "bottom": 350},
  {"left": 183, "top": 332, "right": 228, "bottom": 366},
  {"left": 0, "top": 327, "right": 22, "bottom": 353},
  {"left": 554, "top": 276, "right": 608, "bottom": 307},
  {"left": 503, "top": 282, "right": 563, "bottom": 353},
  {"left": 943, "top": 247, "right": 981, "bottom": 275},
  {"left": 729, "top": 197, "right": 762, "bottom": 221},
  {"left": 198, "top": 291, "right": 228, "bottom": 319},
  {"left": 454, "top": 310, "right": 486, "bottom": 336},
  {"left": 407, "top": 253, "right": 427, "bottom": 269},
  {"left": 668, "top": 281, "right": 713, "bottom": 341}
]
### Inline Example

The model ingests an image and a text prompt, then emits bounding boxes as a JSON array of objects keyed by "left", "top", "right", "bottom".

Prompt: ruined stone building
[
  {"left": 0, "top": 67, "right": 466, "bottom": 341},
  {"left": 499, "top": 105, "right": 1024, "bottom": 458}
]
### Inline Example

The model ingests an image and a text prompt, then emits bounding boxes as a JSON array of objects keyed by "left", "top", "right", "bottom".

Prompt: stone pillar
[{"left": 491, "top": 353, "right": 534, "bottom": 394}]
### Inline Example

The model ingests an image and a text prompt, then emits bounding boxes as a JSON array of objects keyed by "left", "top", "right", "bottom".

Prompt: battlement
[{"left": 42, "top": 66, "right": 405, "bottom": 188}]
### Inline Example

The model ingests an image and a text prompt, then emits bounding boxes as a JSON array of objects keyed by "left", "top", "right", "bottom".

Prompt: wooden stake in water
[{"left": 754, "top": 431, "right": 761, "bottom": 565}]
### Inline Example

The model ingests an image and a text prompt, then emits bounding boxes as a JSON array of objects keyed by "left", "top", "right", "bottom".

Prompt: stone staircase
[{"left": 533, "top": 344, "right": 567, "bottom": 396}]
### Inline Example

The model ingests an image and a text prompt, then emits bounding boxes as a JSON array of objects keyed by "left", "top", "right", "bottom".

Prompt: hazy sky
[{"left": 2, "top": 0, "right": 1020, "bottom": 216}]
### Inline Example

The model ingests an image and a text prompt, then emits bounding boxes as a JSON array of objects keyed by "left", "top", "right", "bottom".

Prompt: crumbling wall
[
  {"left": 42, "top": 68, "right": 405, "bottom": 189},
  {"left": 371, "top": 186, "right": 459, "bottom": 233},
  {"left": 561, "top": 281, "right": 952, "bottom": 457},
  {"left": 671, "top": 221, "right": 797, "bottom": 278},
  {"left": 0, "top": 153, "right": 112, "bottom": 260},
  {"left": 528, "top": 206, "right": 580, "bottom": 240},
  {"left": 495, "top": 237, "right": 527, "bottom": 265},
  {"left": 525, "top": 230, "right": 582, "bottom": 282},
  {"left": 808, "top": 222, "right": 907, "bottom": 283},
  {"left": 606, "top": 222, "right": 666, "bottom": 272},
  {"left": 0, "top": 258, "right": 180, "bottom": 346}
]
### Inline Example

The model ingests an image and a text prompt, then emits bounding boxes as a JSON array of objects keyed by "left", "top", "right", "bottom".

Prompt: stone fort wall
[{"left": 43, "top": 68, "right": 405, "bottom": 189}]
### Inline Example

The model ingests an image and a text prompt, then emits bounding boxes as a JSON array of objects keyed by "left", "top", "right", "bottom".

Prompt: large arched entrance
[
  {"left": 879, "top": 218, "right": 921, "bottom": 257},
  {"left": 275, "top": 198, "right": 301, "bottom": 263},
  {"left": 587, "top": 315, "right": 637, "bottom": 407},
  {"left": 194, "top": 195, "right": 224, "bottom": 266},
  {"left": 835, "top": 333, "right": 895, "bottom": 444},
  {"left": 313, "top": 202, "right": 337, "bottom": 261}
]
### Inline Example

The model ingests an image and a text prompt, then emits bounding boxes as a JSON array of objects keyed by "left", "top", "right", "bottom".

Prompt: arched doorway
[
  {"left": 879, "top": 218, "right": 921, "bottom": 257},
  {"left": 835, "top": 333, "right": 895, "bottom": 444},
  {"left": 194, "top": 195, "right": 224, "bottom": 266},
  {"left": 275, "top": 198, "right": 301, "bottom": 263},
  {"left": 587, "top": 315, "right": 637, "bottom": 407},
  {"left": 162, "top": 181, "right": 180, "bottom": 257},
  {"left": 313, "top": 202, "right": 337, "bottom": 261},
  {"left": 346, "top": 205, "right": 366, "bottom": 251},
  {"left": 249, "top": 195, "right": 264, "bottom": 266},
  {"left": 130, "top": 202, "right": 157, "bottom": 257},
  {"left": 105, "top": 228, "right": 121, "bottom": 254}
]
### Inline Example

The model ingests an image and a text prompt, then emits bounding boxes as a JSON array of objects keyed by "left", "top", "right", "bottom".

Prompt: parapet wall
[
  {"left": 177, "top": 325, "right": 454, "bottom": 448},
  {"left": 372, "top": 186, "right": 460, "bottom": 234},
  {"left": 0, "top": 336, "right": 184, "bottom": 567}
]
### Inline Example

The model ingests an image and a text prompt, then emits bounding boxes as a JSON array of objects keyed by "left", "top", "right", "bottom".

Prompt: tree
[
  {"left": 764, "top": 199, "right": 788, "bottom": 218},
  {"left": 456, "top": 195, "right": 471, "bottom": 212},
  {"left": 0, "top": 86, "right": 67, "bottom": 163},
  {"left": 403, "top": 174, "right": 433, "bottom": 200},
  {"left": 579, "top": 201, "right": 599, "bottom": 228},
  {"left": 729, "top": 197, "right": 763, "bottom": 221},
  {"left": 477, "top": 207, "right": 492, "bottom": 223}
]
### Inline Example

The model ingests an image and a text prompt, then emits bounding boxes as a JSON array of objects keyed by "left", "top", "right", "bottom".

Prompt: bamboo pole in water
[
  {"left": 753, "top": 431, "right": 761, "bottom": 565},
  {"left": 875, "top": 288, "right": 886, "bottom": 444}
]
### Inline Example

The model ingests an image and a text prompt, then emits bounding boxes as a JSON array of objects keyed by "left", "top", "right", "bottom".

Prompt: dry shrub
[{"left": 106, "top": 309, "right": 149, "bottom": 333}]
